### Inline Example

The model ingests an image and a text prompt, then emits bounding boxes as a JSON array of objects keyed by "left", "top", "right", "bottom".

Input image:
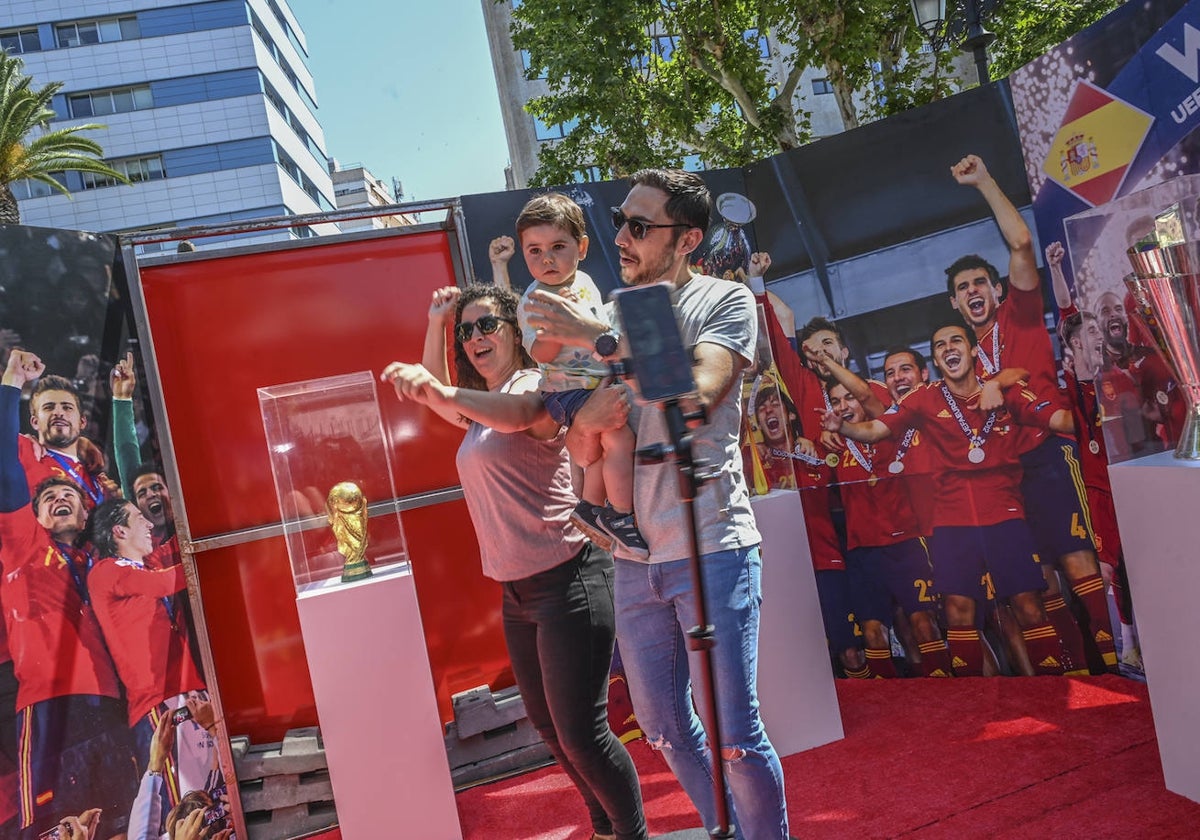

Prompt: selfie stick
[
  {"left": 614, "top": 282, "right": 734, "bottom": 838},
  {"left": 636, "top": 399, "right": 733, "bottom": 839}
]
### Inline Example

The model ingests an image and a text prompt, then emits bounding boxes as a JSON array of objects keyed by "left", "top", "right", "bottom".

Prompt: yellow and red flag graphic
[{"left": 1043, "top": 79, "right": 1154, "bottom": 207}]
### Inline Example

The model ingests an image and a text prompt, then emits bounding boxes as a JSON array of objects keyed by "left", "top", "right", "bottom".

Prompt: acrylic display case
[
  {"left": 259, "top": 371, "right": 410, "bottom": 593},
  {"left": 258, "top": 370, "right": 461, "bottom": 836}
]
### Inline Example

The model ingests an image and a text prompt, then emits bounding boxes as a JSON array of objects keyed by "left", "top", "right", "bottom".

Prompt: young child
[{"left": 490, "top": 193, "right": 647, "bottom": 559}]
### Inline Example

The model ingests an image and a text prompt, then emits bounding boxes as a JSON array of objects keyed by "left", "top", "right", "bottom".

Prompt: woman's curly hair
[{"left": 452, "top": 283, "right": 535, "bottom": 392}]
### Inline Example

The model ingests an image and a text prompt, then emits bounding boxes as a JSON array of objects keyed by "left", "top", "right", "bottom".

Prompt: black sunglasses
[
  {"left": 455, "top": 313, "right": 515, "bottom": 343},
  {"left": 611, "top": 207, "right": 691, "bottom": 240}
]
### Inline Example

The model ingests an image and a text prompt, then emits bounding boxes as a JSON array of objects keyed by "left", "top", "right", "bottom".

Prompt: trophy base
[
  {"left": 341, "top": 560, "right": 373, "bottom": 583},
  {"left": 1174, "top": 405, "right": 1200, "bottom": 460}
]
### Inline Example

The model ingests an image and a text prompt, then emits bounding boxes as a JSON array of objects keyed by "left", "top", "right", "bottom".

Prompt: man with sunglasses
[{"left": 525, "top": 169, "right": 789, "bottom": 839}]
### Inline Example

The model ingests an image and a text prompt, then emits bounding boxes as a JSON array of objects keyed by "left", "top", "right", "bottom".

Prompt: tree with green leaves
[
  {"left": 0, "top": 51, "right": 130, "bottom": 224},
  {"left": 509, "top": 0, "right": 1122, "bottom": 186}
]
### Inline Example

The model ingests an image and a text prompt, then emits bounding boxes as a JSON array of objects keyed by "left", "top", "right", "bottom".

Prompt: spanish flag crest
[{"left": 1042, "top": 79, "right": 1154, "bottom": 207}]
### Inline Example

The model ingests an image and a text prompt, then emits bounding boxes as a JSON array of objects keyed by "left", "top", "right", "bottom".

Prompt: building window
[
  {"left": 520, "top": 50, "right": 547, "bottom": 80},
  {"left": 9, "top": 178, "right": 58, "bottom": 200},
  {"left": 812, "top": 77, "right": 833, "bottom": 95},
  {"left": 250, "top": 10, "right": 319, "bottom": 113},
  {"left": 572, "top": 166, "right": 603, "bottom": 183},
  {"left": 653, "top": 35, "right": 675, "bottom": 62},
  {"left": 261, "top": 76, "right": 327, "bottom": 167},
  {"left": 533, "top": 116, "right": 578, "bottom": 141},
  {"left": 56, "top": 17, "right": 140, "bottom": 48},
  {"left": 746, "top": 29, "right": 771, "bottom": 59},
  {"left": 274, "top": 144, "right": 335, "bottom": 212},
  {"left": 0, "top": 28, "right": 42, "bottom": 54},
  {"left": 82, "top": 155, "right": 164, "bottom": 190},
  {"left": 265, "top": 0, "right": 308, "bottom": 59},
  {"left": 67, "top": 86, "right": 153, "bottom": 118}
]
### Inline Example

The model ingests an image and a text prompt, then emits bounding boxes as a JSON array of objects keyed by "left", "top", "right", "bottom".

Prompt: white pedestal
[
  {"left": 753, "top": 490, "right": 845, "bottom": 757},
  {"left": 1109, "top": 451, "right": 1200, "bottom": 804},
  {"left": 295, "top": 565, "right": 462, "bottom": 837}
]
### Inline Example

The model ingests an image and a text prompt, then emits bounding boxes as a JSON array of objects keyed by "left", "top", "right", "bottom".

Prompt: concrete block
[
  {"left": 444, "top": 716, "right": 544, "bottom": 770},
  {"left": 239, "top": 769, "right": 333, "bottom": 813},
  {"left": 234, "top": 728, "right": 329, "bottom": 779},
  {"left": 450, "top": 740, "right": 554, "bottom": 790},
  {"left": 451, "top": 684, "right": 527, "bottom": 739},
  {"left": 243, "top": 800, "right": 338, "bottom": 840}
]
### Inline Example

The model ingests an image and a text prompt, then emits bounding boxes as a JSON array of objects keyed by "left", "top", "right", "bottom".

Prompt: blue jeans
[{"left": 615, "top": 546, "right": 789, "bottom": 839}]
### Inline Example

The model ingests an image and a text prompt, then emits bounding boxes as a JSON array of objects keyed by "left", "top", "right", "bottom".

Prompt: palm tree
[{"left": 0, "top": 51, "right": 130, "bottom": 224}]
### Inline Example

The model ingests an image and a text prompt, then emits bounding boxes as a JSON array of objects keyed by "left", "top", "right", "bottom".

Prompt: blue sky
[{"left": 289, "top": 0, "right": 510, "bottom": 202}]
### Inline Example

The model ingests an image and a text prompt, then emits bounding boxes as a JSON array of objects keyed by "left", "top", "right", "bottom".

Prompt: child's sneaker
[
  {"left": 598, "top": 507, "right": 650, "bottom": 561},
  {"left": 570, "top": 501, "right": 613, "bottom": 550}
]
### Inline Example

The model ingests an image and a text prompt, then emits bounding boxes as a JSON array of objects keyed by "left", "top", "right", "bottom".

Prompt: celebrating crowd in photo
[{"left": 0, "top": 321, "right": 229, "bottom": 838}]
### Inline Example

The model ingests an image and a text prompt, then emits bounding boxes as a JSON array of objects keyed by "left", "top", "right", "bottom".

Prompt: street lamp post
[{"left": 910, "top": 0, "right": 998, "bottom": 84}]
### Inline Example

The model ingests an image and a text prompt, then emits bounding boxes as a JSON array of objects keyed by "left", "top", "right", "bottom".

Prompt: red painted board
[
  {"left": 139, "top": 231, "right": 514, "bottom": 740},
  {"left": 139, "top": 232, "right": 464, "bottom": 537}
]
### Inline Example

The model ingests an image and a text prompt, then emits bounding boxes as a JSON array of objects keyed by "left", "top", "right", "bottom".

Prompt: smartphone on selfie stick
[{"left": 611, "top": 282, "right": 734, "bottom": 839}]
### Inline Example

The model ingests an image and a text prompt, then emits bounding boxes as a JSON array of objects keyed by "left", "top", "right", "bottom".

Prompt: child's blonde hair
[{"left": 515, "top": 192, "right": 586, "bottom": 243}]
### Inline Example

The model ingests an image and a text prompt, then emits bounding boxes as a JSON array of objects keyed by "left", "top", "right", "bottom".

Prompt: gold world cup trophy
[{"left": 326, "top": 481, "right": 373, "bottom": 582}]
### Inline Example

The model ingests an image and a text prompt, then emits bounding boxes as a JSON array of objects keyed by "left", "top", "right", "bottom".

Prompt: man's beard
[
  {"left": 620, "top": 249, "right": 677, "bottom": 286},
  {"left": 42, "top": 427, "right": 77, "bottom": 448},
  {"left": 1105, "top": 322, "right": 1129, "bottom": 350}
]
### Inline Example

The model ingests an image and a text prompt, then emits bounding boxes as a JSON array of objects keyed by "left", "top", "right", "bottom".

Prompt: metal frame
[{"left": 117, "top": 198, "right": 475, "bottom": 837}]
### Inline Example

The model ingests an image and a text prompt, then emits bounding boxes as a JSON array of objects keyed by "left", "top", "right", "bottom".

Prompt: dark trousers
[{"left": 502, "top": 542, "right": 647, "bottom": 840}]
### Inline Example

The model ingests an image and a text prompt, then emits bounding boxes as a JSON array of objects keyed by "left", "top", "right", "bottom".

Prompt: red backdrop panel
[{"left": 139, "top": 231, "right": 512, "bottom": 741}]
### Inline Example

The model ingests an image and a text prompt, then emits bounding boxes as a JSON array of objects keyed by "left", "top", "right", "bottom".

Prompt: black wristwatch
[{"left": 594, "top": 331, "right": 619, "bottom": 358}]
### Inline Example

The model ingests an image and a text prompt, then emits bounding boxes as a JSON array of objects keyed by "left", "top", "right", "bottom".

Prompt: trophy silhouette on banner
[
  {"left": 1126, "top": 203, "right": 1200, "bottom": 459},
  {"left": 698, "top": 192, "right": 756, "bottom": 278}
]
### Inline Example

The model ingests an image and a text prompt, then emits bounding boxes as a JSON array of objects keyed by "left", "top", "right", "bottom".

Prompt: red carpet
[{"left": 454, "top": 676, "right": 1200, "bottom": 838}]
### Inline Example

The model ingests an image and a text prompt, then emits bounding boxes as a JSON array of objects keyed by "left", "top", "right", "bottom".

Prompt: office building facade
[{"left": 2, "top": 0, "right": 339, "bottom": 250}]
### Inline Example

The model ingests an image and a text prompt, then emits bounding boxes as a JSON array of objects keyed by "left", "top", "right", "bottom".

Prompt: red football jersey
[
  {"left": 754, "top": 292, "right": 844, "bottom": 570},
  {"left": 0, "top": 507, "right": 120, "bottom": 710},
  {"left": 827, "top": 433, "right": 921, "bottom": 550},
  {"left": 88, "top": 556, "right": 205, "bottom": 726},
  {"left": 974, "top": 285, "right": 1068, "bottom": 412},
  {"left": 1064, "top": 370, "right": 1115, "bottom": 493},
  {"left": 17, "top": 436, "right": 108, "bottom": 508},
  {"left": 878, "top": 383, "right": 1055, "bottom": 528}
]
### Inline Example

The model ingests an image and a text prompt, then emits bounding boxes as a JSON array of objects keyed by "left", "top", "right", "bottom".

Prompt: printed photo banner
[
  {"left": 1011, "top": 0, "right": 1197, "bottom": 462},
  {"left": 0, "top": 225, "right": 232, "bottom": 839}
]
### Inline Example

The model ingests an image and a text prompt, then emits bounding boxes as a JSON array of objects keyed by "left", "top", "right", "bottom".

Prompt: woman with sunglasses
[{"left": 382, "top": 283, "right": 646, "bottom": 840}]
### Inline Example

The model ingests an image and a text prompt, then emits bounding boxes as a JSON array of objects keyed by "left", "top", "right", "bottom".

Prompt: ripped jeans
[{"left": 614, "top": 546, "right": 789, "bottom": 840}]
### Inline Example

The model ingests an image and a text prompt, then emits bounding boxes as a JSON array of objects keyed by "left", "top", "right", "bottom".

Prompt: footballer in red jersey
[
  {"left": 825, "top": 382, "right": 951, "bottom": 678},
  {"left": 21, "top": 375, "right": 116, "bottom": 509},
  {"left": 88, "top": 499, "right": 207, "bottom": 817},
  {"left": 882, "top": 347, "right": 938, "bottom": 536},
  {"left": 821, "top": 323, "right": 1074, "bottom": 677},
  {"left": 797, "top": 316, "right": 907, "bottom": 678},
  {"left": 950, "top": 156, "right": 1114, "bottom": 674},
  {"left": 1096, "top": 290, "right": 1187, "bottom": 450},
  {"left": 1060, "top": 311, "right": 1141, "bottom": 670},
  {"left": 743, "top": 376, "right": 802, "bottom": 493},
  {"left": 743, "top": 275, "right": 869, "bottom": 676}
]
